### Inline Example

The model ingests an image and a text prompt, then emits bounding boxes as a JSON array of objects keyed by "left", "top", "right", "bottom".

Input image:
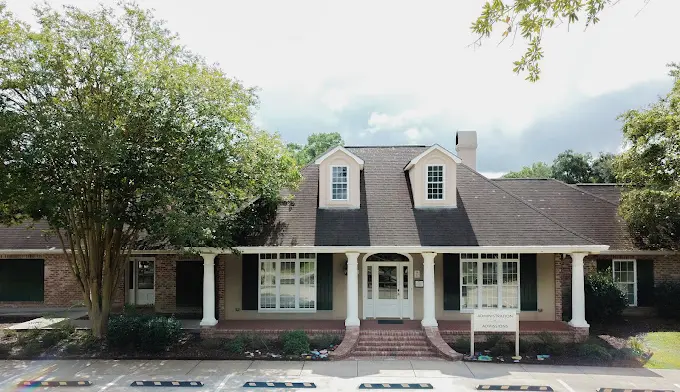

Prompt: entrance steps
[{"left": 349, "top": 329, "right": 440, "bottom": 359}]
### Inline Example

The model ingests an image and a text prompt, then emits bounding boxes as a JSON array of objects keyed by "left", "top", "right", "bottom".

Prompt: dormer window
[
  {"left": 427, "top": 164, "right": 444, "bottom": 200},
  {"left": 331, "top": 165, "right": 349, "bottom": 200}
]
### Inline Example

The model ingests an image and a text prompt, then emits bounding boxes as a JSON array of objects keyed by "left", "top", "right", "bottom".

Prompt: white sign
[
  {"left": 473, "top": 309, "right": 518, "bottom": 332},
  {"left": 470, "top": 309, "right": 520, "bottom": 357}
]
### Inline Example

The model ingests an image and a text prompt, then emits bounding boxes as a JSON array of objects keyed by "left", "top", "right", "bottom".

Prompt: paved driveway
[{"left": 1, "top": 359, "right": 679, "bottom": 391}]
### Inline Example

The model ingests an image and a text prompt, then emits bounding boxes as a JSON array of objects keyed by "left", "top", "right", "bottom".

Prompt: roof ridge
[
  {"left": 345, "top": 145, "right": 429, "bottom": 149},
  {"left": 549, "top": 179, "right": 619, "bottom": 207},
  {"left": 461, "top": 166, "right": 600, "bottom": 245}
]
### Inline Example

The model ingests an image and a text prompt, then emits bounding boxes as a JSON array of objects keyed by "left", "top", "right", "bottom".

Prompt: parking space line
[
  {"left": 215, "top": 374, "right": 233, "bottom": 392},
  {"left": 97, "top": 375, "right": 125, "bottom": 392},
  {"left": 557, "top": 379, "right": 575, "bottom": 392}
]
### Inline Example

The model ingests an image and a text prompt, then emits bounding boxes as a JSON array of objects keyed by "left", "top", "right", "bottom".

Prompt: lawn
[{"left": 643, "top": 332, "right": 680, "bottom": 369}]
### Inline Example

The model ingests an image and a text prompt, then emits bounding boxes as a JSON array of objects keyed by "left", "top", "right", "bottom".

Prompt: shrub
[
  {"left": 17, "top": 330, "right": 41, "bottom": 346},
  {"left": 280, "top": 330, "right": 310, "bottom": 356},
  {"left": 488, "top": 336, "right": 512, "bottom": 356},
  {"left": 21, "top": 340, "right": 43, "bottom": 357},
  {"left": 654, "top": 281, "right": 680, "bottom": 319},
  {"left": 309, "top": 334, "right": 342, "bottom": 349},
  {"left": 535, "top": 332, "right": 564, "bottom": 355},
  {"left": 107, "top": 314, "right": 182, "bottom": 352},
  {"left": 519, "top": 338, "right": 536, "bottom": 355},
  {"left": 225, "top": 336, "right": 246, "bottom": 354},
  {"left": 451, "top": 336, "right": 471, "bottom": 354},
  {"left": 138, "top": 316, "right": 182, "bottom": 353},
  {"left": 0, "top": 343, "right": 10, "bottom": 358},
  {"left": 577, "top": 343, "right": 612, "bottom": 361},
  {"left": 242, "top": 332, "right": 272, "bottom": 351},
  {"left": 563, "top": 271, "right": 627, "bottom": 324}
]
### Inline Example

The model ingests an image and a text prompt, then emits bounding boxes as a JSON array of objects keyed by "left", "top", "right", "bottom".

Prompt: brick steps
[{"left": 350, "top": 329, "right": 439, "bottom": 358}]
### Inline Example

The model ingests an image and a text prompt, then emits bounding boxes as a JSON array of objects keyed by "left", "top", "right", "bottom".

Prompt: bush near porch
[{"left": 562, "top": 271, "right": 628, "bottom": 324}]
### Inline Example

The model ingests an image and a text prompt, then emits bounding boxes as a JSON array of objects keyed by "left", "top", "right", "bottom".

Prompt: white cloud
[{"left": 7, "top": 0, "right": 678, "bottom": 162}]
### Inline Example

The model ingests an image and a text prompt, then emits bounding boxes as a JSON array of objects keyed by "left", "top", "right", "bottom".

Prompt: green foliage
[
  {"left": 535, "top": 331, "right": 565, "bottom": 355},
  {"left": 471, "top": 0, "right": 614, "bottom": 81},
  {"left": 654, "top": 281, "right": 680, "bottom": 319},
  {"left": 20, "top": 340, "right": 43, "bottom": 358},
  {"left": 287, "top": 132, "right": 344, "bottom": 165},
  {"left": 16, "top": 330, "right": 41, "bottom": 346},
  {"left": 225, "top": 336, "right": 246, "bottom": 354},
  {"left": 0, "top": 2, "right": 299, "bottom": 337},
  {"left": 563, "top": 271, "right": 627, "bottom": 324},
  {"left": 0, "top": 343, "right": 10, "bottom": 358},
  {"left": 615, "top": 65, "right": 680, "bottom": 251},
  {"left": 200, "top": 338, "right": 224, "bottom": 350},
  {"left": 452, "top": 336, "right": 471, "bottom": 354},
  {"left": 502, "top": 151, "right": 615, "bottom": 183},
  {"left": 488, "top": 336, "right": 512, "bottom": 356},
  {"left": 107, "top": 314, "right": 182, "bottom": 352},
  {"left": 280, "top": 330, "right": 310, "bottom": 356},
  {"left": 552, "top": 150, "right": 593, "bottom": 184},
  {"left": 628, "top": 336, "right": 647, "bottom": 356},
  {"left": 502, "top": 162, "right": 552, "bottom": 179},
  {"left": 309, "top": 334, "right": 342, "bottom": 349},
  {"left": 577, "top": 343, "right": 612, "bottom": 361}
]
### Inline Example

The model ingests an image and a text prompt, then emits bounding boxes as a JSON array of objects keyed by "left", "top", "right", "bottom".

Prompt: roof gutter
[
  {"left": 600, "top": 250, "right": 679, "bottom": 256},
  {"left": 0, "top": 249, "right": 184, "bottom": 255},
  {"left": 189, "top": 245, "right": 610, "bottom": 255}
]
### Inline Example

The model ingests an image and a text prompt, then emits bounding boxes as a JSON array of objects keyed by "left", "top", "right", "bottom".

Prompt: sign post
[{"left": 471, "top": 309, "right": 519, "bottom": 357}]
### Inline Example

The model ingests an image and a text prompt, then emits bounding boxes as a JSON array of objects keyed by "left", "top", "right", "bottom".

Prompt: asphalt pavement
[{"left": 1, "top": 359, "right": 679, "bottom": 392}]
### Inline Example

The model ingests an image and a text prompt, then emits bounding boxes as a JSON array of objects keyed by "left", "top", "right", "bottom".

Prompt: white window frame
[
  {"left": 257, "top": 253, "right": 317, "bottom": 313},
  {"left": 459, "top": 253, "right": 521, "bottom": 313},
  {"left": 612, "top": 259, "right": 637, "bottom": 307},
  {"left": 426, "top": 164, "right": 445, "bottom": 200},
  {"left": 330, "top": 165, "right": 349, "bottom": 201}
]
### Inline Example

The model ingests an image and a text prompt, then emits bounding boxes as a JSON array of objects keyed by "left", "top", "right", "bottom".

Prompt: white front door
[
  {"left": 127, "top": 258, "right": 155, "bottom": 306},
  {"left": 363, "top": 261, "right": 412, "bottom": 319}
]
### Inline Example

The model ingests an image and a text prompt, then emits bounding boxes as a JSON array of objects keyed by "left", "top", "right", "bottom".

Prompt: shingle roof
[
  {"left": 575, "top": 184, "right": 622, "bottom": 204},
  {"left": 494, "top": 179, "right": 632, "bottom": 250},
  {"left": 0, "top": 221, "right": 61, "bottom": 250},
  {"left": 252, "top": 146, "right": 597, "bottom": 247}
]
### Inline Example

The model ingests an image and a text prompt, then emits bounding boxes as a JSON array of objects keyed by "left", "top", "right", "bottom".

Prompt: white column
[
  {"left": 422, "top": 252, "right": 438, "bottom": 327},
  {"left": 345, "top": 252, "right": 360, "bottom": 327},
  {"left": 200, "top": 253, "right": 218, "bottom": 327},
  {"left": 568, "top": 252, "right": 590, "bottom": 328}
]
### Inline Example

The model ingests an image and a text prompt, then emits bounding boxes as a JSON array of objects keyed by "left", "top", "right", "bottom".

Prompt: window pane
[
  {"left": 299, "top": 261, "right": 315, "bottom": 309},
  {"left": 137, "top": 260, "right": 154, "bottom": 289},
  {"left": 260, "top": 261, "right": 276, "bottom": 309},
  {"left": 426, "top": 165, "right": 444, "bottom": 200},
  {"left": 462, "top": 286, "right": 478, "bottom": 309},
  {"left": 481, "top": 286, "right": 498, "bottom": 308},
  {"left": 403, "top": 266, "right": 408, "bottom": 300},
  {"left": 332, "top": 183, "right": 348, "bottom": 200},
  {"left": 482, "top": 262, "right": 497, "bottom": 285},
  {"left": 462, "top": 261, "right": 477, "bottom": 285},
  {"left": 279, "top": 261, "right": 296, "bottom": 308},
  {"left": 367, "top": 266, "right": 372, "bottom": 299},
  {"left": 502, "top": 285, "right": 519, "bottom": 309},
  {"left": 378, "top": 266, "right": 398, "bottom": 300}
]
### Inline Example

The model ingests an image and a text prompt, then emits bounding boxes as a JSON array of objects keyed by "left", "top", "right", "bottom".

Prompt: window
[
  {"left": 331, "top": 166, "right": 348, "bottom": 200},
  {"left": 426, "top": 165, "right": 444, "bottom": 200},
  {"left": 258, "top": 253, "right": 317, "bottom": 311},
  {"left": 613, "top": 259, "right": 637, "bottom": 306},
  {"left": 460, "top": 253, "right": 520, "bottom": 310}
]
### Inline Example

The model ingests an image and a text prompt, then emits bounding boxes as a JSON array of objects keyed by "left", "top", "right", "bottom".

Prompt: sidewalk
[{"left": 1, "top": 359, "right": 679, "bottom": 392}]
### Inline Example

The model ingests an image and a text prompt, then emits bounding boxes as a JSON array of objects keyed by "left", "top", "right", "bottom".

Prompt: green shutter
[
  {"left": 316, "top": 253, "right": 333, "bottom": 310},
  {"left": 0, "top": 259, "right": 44, "bottom": 301},
  {"left": 637, "top": 259, "right": 655, "bottom": 307},
  {"left": 242, "top": 254, "right": 259, "bottom": 310},
  {"left": 443, "top": 253, "right": 460, "bottom": 310},
  {"left": 597, "top": 259, "right": 612, "bottom": 273},
  {"left": 520, "top": 254, "right": 538, "bottom": 311}
]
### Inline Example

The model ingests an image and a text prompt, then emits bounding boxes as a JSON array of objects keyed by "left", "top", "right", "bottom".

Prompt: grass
[{"left": 643, "top": 332, "right": 680, "bottom": 369}]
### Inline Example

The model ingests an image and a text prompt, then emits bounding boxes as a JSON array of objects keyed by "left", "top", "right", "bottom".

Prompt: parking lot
[{"left": 1, "top": 359, "right": 680, "bottom": 392}]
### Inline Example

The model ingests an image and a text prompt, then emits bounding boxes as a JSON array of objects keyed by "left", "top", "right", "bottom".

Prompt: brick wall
[
  {"left": 554, "top": 253, "right": 562, "bottom": 322},
  {"left": 0, "top": 253, "right": 124, "bottom": 308},
  {"left": 154, "top": 254, "right": 177, "bottom": 313}
]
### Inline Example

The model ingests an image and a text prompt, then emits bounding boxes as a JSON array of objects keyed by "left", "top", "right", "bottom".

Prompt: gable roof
[
  {"left": 493, "top": 179, "right": 632, "bottom": 250},
  {"left": 248, "top": 146, "right": 597, "bottom": 247},
  {"left": 313, "top": 146, "right": 364, "bottom": 167},
  {"left": 403, "top": 144, "right": 462, "bottom": 171},
  {"left": 575, "top": 183, "right": 622, "bottom": 204},
  {"left": 0, "top": 221, "right": 60, "bottom": 250}
]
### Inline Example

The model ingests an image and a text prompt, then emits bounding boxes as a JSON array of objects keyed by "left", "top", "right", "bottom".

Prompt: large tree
[
  {"left": 615, "top": 65, "right": 680, "bottom": 250},
  {"left": 551, "top": 149, "right": 593, "bottom": 184},
  {"left": 0, "top": 2, "right": 300, "bottom": 337},
  {"left": 502, "top": 150, "right": 616, "bottom": 183},
  {"left": 287, "top": 132, "right": 344, "bottom": 165},
  {"left": 471, "top": 0, "right": 621, "bottom": 81}
]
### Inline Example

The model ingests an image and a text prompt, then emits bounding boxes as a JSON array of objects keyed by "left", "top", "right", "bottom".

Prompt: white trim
[
  {"left": 404, "top": 144, "right": 462, "bottom": 171},
  {"left": 361, "top": 252, "right": 414, "bottom": 320},
  {"left": 612, "top": 258, "right": 638, "bottom": 307},
  {"left": 425, "top": 164, "right": 445, "bottom": 201},
  {"left": 330, "top": 165, "right": 349, "bottom": 201},
  {"left": 127, "top": 256, "right": 156, "bottom": 306},
  {"left": 257, "top": 252, "right": 317, "bottom": 313},
  {"left": 191, "top": 245, "right": 609, "bottom": 255},
  {"left": 314, "top": 146, "right": 364, "bottom": 168},
  {"left": 459, "top": 253, "right": 521, "bottom": 312}
]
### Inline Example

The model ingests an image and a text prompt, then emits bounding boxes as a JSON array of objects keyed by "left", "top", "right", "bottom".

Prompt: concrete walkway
[{"left": 1, "top": 359, "right": 679, "bottom": 391}]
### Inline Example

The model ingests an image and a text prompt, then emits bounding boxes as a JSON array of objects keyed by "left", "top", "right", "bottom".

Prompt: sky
[{"left": 5, "top": 0, "right": 679, "bottom": 177}]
